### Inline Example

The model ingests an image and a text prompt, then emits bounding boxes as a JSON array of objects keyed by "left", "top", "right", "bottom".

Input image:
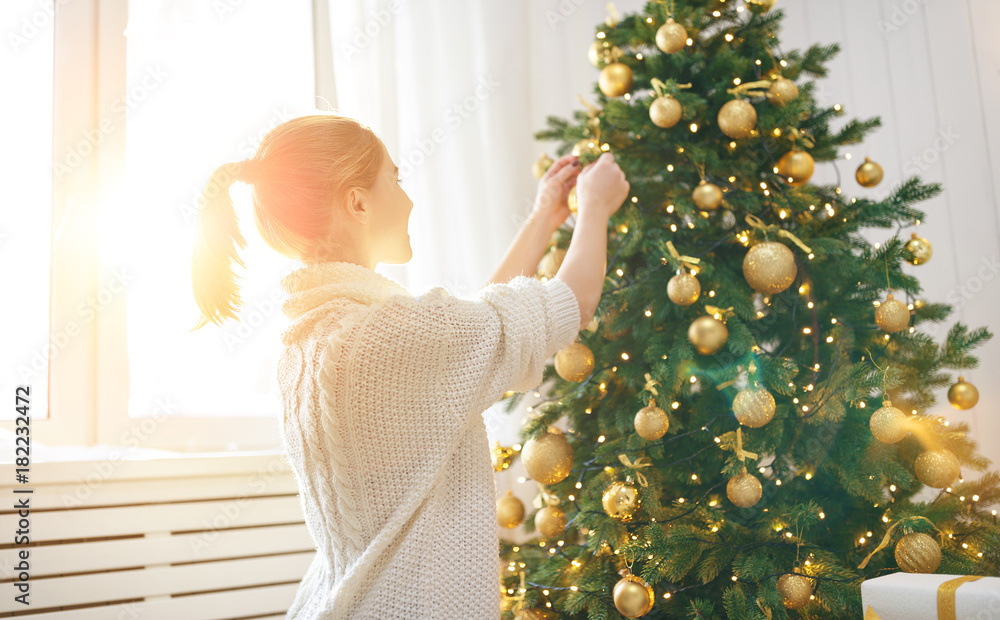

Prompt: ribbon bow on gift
[{"left": 864, "top": 576, "right": 985, "bottom": 620}]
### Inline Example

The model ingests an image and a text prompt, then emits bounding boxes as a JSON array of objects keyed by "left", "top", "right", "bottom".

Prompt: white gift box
[{"left": 860, "top": 572, "right": 1000, "bottom": 620}]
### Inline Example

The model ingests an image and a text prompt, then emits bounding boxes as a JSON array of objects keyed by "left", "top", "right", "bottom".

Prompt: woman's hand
[{"left": 529, "top": 154, "right": 581, "bottom": 231}]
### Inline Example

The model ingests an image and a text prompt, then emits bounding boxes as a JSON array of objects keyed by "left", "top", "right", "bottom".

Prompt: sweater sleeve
[{"left": 347, "top": 275, "right": 581, "bottom": 424}]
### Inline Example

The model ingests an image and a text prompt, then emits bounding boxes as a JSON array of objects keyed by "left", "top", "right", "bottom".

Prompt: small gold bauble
[
  {"left": 855, "top": 157, "right": 884, "bottom": 187},
  {"left": 948, "top": 376, "right": 979, "bottom": 410},
  {"left": 875, "top": 293, "right": 910, "bottom": 333},
  {"left": 692, "top": 179, "right": 723, "bottom": 211},
  {"left": 492, "top": 442, "right": 516, "bottom": 471},
  {"left": 602, "top": 481, "right": 640, "bottom": 521},
  {"left": 766, "top": 77, "right": 798, "bottom": 106},
  {"left": 915, "top": 448, "right": 961, "bottom": 489},
  {"left": 667, "top": 272, "right": 701, "bottom": 306},
  {"left": 904, "top": 232, "right": 933, "bottom": 265},
  {"left": 717, "top": 99, "right": 757, "bottom": 139},
  {"left": 895, "top": 532, "right": 942, "bottom": 573},
  {"left": 776, "top": 149, "right": 815, "bottom": 187},
  {"left": 532, "top": 153, "right": 554, "bottom": 180},
  {"left": 733, "top": 386, "right": 776, "bottom": 428},
  {"left": 537, "top": 247, "right": 566, "bottom": 279},
  {"left": 497, "top": 490, "right": 525, "bottom": 529},
  {"left": 599, "top": 62, "right": 634, "bottom": 97},
  {"left": 776, "top": 572, "right": 813, "bottom": 609},
  {"left": 869, "top": 401, "right": 908, "bottom": 444},
  {"left": 634, "top": 399, "right": 670, "bottom": 441},
  {"left": 746, "top": 0, "right": 776, "bottom": 13},
  {"left": 535, "top": 505, "right": 567, "bottom": 539},
  {"left": 554, "top": 341, "right": 595, "bottom": 382},
  {"left": 613, "top": 572, "right": 655, "bottom": 617},
  {"left": 655, "top": 18, "right": 687, "bottom": 54},
  {"left": 743, "top": 241, "right": 797, "bottom": 294},
  {"left": 521, "top": 427, "right": 575, "bottom": 485},
  {"left": 572, "top": 138, "right": 602, "bottom": 159},
  {"left": 727, "top": 471, "right": 763, "bottom": 508},
  {"left": 649, "top": 95, "right": 682, "bottom": 128},
  {"left": 688, "top": 315, "right": 728, "bottom": 355}
]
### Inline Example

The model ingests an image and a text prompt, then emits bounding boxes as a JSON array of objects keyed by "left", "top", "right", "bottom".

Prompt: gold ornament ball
[
  {"left": 869, "top": 401, "right": 908, "bottom": 444},
  {"left": 855, "top": 157, "right": 884, "bottom": 187},
  {"left": 895, "top": 532, "right": 942, "bottom": 573},
  {"left": 875, "top": 293, "right": 910, "bottom": 333},
  {"left": 613, "top": 573, "right": 655, "bottom": 618},
  {"left": 572, "top": 139, "right": 602, "bottom": 159},
  {"left": 655, "top": 18, "right": 687, "bottom": 54},
  {"left": 650, "top": 95, "right": 682, "bottom": 128},
  {"left": 692, "top": 180, "right": 723, "bottom": 211},
  {"left": 776, "top": 572, "right": 813, "bottom": 610},
  {"left": 537, "top": 248, "right": 566, "bottom": 279},
  {"left": 904, "top": 233, "right": 933, "bottom": 265},
  {"left": 599, "top": 62, "right": 634, "bottom": 98},
  {"left": 602, "top": 481, "right": 640, "bottom": 521},
  {"left": 535, "top": 505, "right": 567, "bottom": 539},
  {"left": 555, "top": 341, "right": 595, "bottom": 382},
  {"left": 497, "top": 490, "right": 525, "bottom": 529},
  {"left": 766, "top": 77, "right": 799, "bottom": 106},
  {"left": 532, "top": 153, "right": 554, "bottom": 180},
  {"left": 521, "top": 427, "right": 575, "bottom": 485},
  {"left": 776, "top": 149, "right": 815, "bottom": 187},
  {"left": 915, "top": 448, "right": 961, "bottom": 489},
  {"left": 727, "top": 471, "right": 763, "bottom": 508},
  {"left": 688, "top": 315, "right": 728, "bottom": 355},
  {"left": 667, "top": 272, "right": 701, "bottom": 306},
  {"left": 948, "top": 376, "right": 979, "bottom": 410},
  {"left": 743, "top": 241, "right": 797, "bottom": 294},
  {"left": 733, "top": 386, "right": 776, "bottom": 428},
  {"left": 717, "top": 99, "right": 757, "bottom": 139},
  {"left": 746, "top": 0, "right": 776, "bottom": 13},
  {"left": 634, "top": 400, "right": 670, "bottom": 441}
]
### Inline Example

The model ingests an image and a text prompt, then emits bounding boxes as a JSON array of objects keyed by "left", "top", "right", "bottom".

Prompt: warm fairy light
[
  {"left": 664, "top": 592, "right": 672, "bottom": 599},
  {"left": 692, "top": 474, "right": 698, "bottom": 480},
  {"left": 667, "top": 164, "right": 674, "bottom": 172},
  {"left": 882, "top": 515, "right": 890, "bottom": 523},
  {"left": 785, "top": 532, "right": 792, "bottom": 538},
  {"left": 636, "top": 53, "right": 643, "bottom": 59},
  {"left": 725, "top": 33, "right": 734, "bottom": 41},
  {"left": 517, "top": 476, "right": 526, "bottom": 483},
  {"left": 760, "top": 467, "right": 766, "bottom": 473},
  {"left": 690, "top": 376, "right": 697, "bottom": 383},
  {"left": 708, "top": 290, "right": 716, "bottom": 297},
  {"left": 686, "top": 38, "right": 693, "bottom": 45},
  {"left": 755, "top": 59, "right": 761, "bottom": 65},
  {"left": 773, "top": 128, "right": 782, "bottom": 137},
  {"left": 973, "top": 494, "right": 980, "bottom": 501},
  {"left": 860, "top": 537, "right": 867, "bottom": 544},
  {"left": 780, "top": 59, "right": 788, "bottom": 67},
  {"left": 793, "top": 398, "right": 799, "bottom": 404},
  {"left": 570, "top": 585, "right": 578, "bottom": 591},
  {"left": 601, "top": 143, "right": 611, "bottom": 151},
  {"left": 585, "top": 407, "right": 592, "bottom": 414},
  {"left": 803, "top": 327, "right": 811, "bottom": 334},
  {"left": 597, "top": 31, "right": 606, "bottom": 38},
  {"left": 598, "top": 435, "right": 606, "bottom": 443},
  {"left": 859, "top": 401, "right": 866, "bottom": 408},
  {"left": 690, "top": 123, "right": 699, "bottom": 132},
  {"left": 834, "top": 103, "right": 842, "bottom": 111},
  {"left": 845, "top": 153, "right": 852, "bottom": 160},
  {"left": 646, "top": 17, "right": 653, "bottom": 22},
  {"left": 678, "top": 497, "right": 685, "bottom": 503},
  {"left": 645, "top": 309, "right": 651, "bottom": 317},
  {"left": 819, "top": 512, "right": 825, "bottom": 519},
  {"left": 732, "top": 575, "right": 738, "bottom": 581},
  {"left": 714, "top": 436, "right": 721, "bottom": 443},
  {"left": 671, "top": 401, "right": 679, "bottom": 409},
  {"left": 813, "top": 363, "right": 820, "bottom": 370},
  {"left": 616, "top": 268, "right": 624, "bottom": 276},
  {"left": 776, "top": 479, "right": 782, "bottom": 485},
  {"left": 670, "top": 224, "right": 678, "bottom": 232},
  {"left": 666, "top": 203, "right": 674, "bottom": 213},
  {"left": 826, "top": 336, "right": 834, "bottom": 343},
  {"left": 712, "top": 10, "right": 721, "bottom": 16},
  {"left": 621, "top": 352, "right": 629, "bottom": 360},
  {"left": 734, "top": 77, "right": 742, "bottom": 85}
]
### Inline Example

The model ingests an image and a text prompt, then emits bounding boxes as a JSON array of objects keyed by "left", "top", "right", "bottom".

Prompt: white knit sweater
[{"left": 276, "top": 260, "right": 581, "bottom": 619}]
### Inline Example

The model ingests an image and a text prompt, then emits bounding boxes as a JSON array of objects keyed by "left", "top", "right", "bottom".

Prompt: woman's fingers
[{"left": 542, "top": 154, "right": 579, "bottom": 180}]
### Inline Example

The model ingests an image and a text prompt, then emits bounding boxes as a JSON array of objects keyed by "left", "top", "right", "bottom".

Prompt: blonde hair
[{"left": 190, "top": 113, "right": 384, "bottom": 330}]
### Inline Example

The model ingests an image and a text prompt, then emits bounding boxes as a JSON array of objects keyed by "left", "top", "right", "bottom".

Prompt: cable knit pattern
[{"left": 275, "top": 260, "right": 581, "bottom": 619}]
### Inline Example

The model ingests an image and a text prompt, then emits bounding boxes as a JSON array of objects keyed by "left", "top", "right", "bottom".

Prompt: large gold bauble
[
  {"left": 717, "top": 99, "right": 757, "bottom": 139},
  {"left": 776, "top": 572, "right": 813, "bottom": 609},
  {"left": 766, "top": 77, "right": 798, "bottom": 106},
  {"left": 497, "top": 490, "right": 525, "bottom": 529},
  {"left": 776, "top": 149, "right": 814, "bottom": 186},
  {"left": 554, "top": 341, "right": 595, "bottom": 382},
  {"left": 692, "top": 180, "right": 723, "bottom": 211},
  {"left": 667, "top": 272, "right": 701, "bottom": 306},
  {"left": 572, "top": 138, "right": 603, "bottom": 159},
  {"left": 855, "top": 157, "right": 884, "bottom": 187},
  {"left": 602, "top": 481, "right": 640, "bottom": 521},
  {"left": 733, "top": 386, "right": 776, "bottom": 428},
  {"left": 655, "top": 18, "right": 687, "bottom": 54},
  {"left": 948, "top": 376, "right": 979, "bottom": 410},
  {"left": 688, "top": 315, "right": 728, "bottom": 355},
  {"left": 915, "top": 448, "right": 961, "bottom": 489},
  {"left": 532, "top": 153, "right": 554, "bottom": 180},
  {"left": 727, "top": 471, "right": 763, "bottom": 508},
  {"left": 875, "top": 293, "right": 910, "bottom": 333},
  {"left": 634, "top": 399, "right": 670, "bottom": 441},
  {"left": 535, "top": 505, "right": 567, "bottom": 539},
  {"left": 743, "top": 241, "right": 797, "bottom": 294},
  {"left": 613, "top": 573, "right": 655, "bottom": 617},
  {"left": 895, "top": 532, "right": 942, "bottom": 573},
  {"left": 869, "top": 400, "right": 908, "bottom": 444},
  {"left": 537, "top": 247, "right": 566, "bottom": 279},
  {"left": 649, "top": 95, "right": 682, "bottom": 128},
  {"left": 904, "top": 233, "right": 933, "bottom": 265},
  {"left": 599, "top": 62, "right": 634, "bottom": 97},
  {"left": 746, "top": 0, "right": 776, "bottom": 13},
  {"left": 521, "top": 427, "right": 574, "bottom": 485}
]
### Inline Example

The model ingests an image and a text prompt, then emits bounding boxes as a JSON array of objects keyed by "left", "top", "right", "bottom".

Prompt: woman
[{"left": 190, "top": 114, "right": 629, "bottom": 619}]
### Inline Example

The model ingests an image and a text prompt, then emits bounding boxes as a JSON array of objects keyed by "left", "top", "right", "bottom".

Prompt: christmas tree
[{"left": 497, "top": 1, "right": 1000, "bottom": 618}]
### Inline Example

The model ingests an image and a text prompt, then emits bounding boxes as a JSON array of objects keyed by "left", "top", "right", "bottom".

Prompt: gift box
[{"left": 861, "top": 572, "right": 1000, "bottom": 620}]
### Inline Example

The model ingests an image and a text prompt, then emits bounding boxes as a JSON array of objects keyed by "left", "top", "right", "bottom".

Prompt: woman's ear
[{"left": 343, "top": 188, "right": 369, "bottom": 225}]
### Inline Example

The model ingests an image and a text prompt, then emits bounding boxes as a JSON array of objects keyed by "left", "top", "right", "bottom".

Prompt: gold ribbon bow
[
  {"left": 735, "top": 427, "right": 758, "bottom": 462},
  {"left": 745, "top": 214, "right": 813, "bottom": 254},
  {"left": 644, "top": 372, "right": 660, "bottom": 397},
  {"left": 666, "top": 240, "right": 701, "bottom": 272},
  {"left": 705, "top": 305, "right": 735, "bottom": 321},
  {"left": 857, "top": 516, "right": 940, "bottom": 569},
  {"left": 617, "top": 454, "right": 653, "bottom": 487},
  {"left": 651, "top": 78, "right": 692, "bottom": 99},
  {"left": 865, "top": 576, "right": 984, "bottom": 620},
  {"left": 717, "top": 360, "right": 758, "bottom": 391},
  {"left": 727, "top": 79, "right": 772, "bottom": 97},
  {"left": 605, "top": 2, "right": 620, "bottom": 26},
  {"left": 788, "top": 127, "right": 816, "bottom": 149},
  {"left": 576, "top": 94, "right": 604, "bottom": 142}
]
